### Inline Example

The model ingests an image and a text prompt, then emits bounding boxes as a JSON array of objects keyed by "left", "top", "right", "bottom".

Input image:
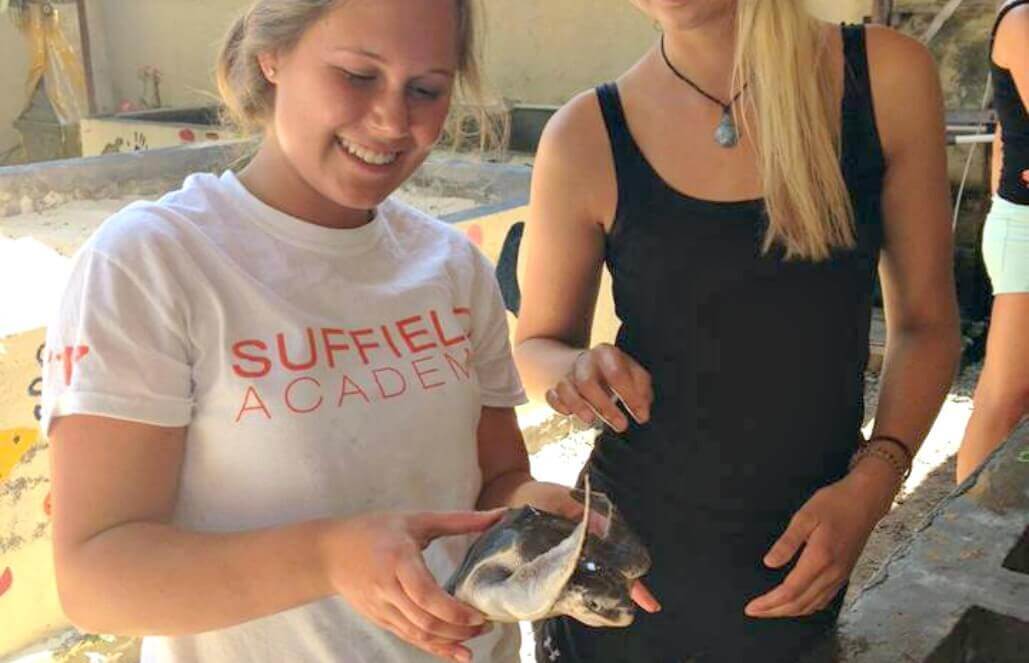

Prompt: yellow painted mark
[{"left": 0, "top": 428, "right": 38, "bottom": 482}]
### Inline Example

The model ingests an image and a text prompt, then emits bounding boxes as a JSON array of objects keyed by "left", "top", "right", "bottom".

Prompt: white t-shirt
[{"left": 41, "top": 171, "right": 526, "bottom": 662}]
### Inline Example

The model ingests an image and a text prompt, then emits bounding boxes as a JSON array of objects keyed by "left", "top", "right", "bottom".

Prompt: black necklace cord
[{"left": 659, "top": 35, "right": 747, "bottom": 112}]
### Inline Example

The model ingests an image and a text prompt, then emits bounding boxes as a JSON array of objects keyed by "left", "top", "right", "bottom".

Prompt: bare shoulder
[
  {"left": 863, "top": 25, "right": 943, "bottom": 160},
  {"left": 994, "top": 4, "right": 1029, "bottom": 67},
  {"left": 998, "top": 1, "right": 1029, "bottom": 31},
  {"left": 538, "top": 88, "right": 611, "bottom": 175},
  {"left": 533, "top": 88, "right": 617, "bottom": 223},
  {"left": 864, "top": 24, "right": 938, "bottom": 91}
]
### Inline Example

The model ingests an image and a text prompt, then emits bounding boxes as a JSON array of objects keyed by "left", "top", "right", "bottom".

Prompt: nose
[{"left": 369, "top": 89, "right": 410, "bottom": 140}]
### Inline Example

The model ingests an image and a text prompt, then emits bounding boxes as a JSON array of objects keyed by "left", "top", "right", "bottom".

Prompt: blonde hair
[
  {"left": 733, "top": 1, "right": 855, "bottom": 261},
  {"left": 215, "top": 0, "right": 497, "bottom": 148}
]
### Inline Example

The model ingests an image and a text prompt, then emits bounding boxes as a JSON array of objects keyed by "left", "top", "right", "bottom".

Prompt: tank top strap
[
  {"left": 841, "top": 24, "right": 872, "bottom": 103},
  {"left": 840, "top": 24, "right": 886, "bottom": 190},
  {"left": 594, "top": 82, "right": 649, "bottom": 215}
]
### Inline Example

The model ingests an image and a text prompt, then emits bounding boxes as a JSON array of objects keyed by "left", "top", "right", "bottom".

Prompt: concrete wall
[
  {"left": 81, "top": 0, "right": 870, "bottom": 111},
  {"left": 0, "top": 17, "right": 31, "bottom": 161},
  {"left": 92, "top": 0, "right": 240, "bottom": 111},
  {"left": 5, "top": 1, "right": 991, "bottom": 133}
]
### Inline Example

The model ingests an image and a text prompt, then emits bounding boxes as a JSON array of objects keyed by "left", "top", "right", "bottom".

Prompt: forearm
[
  {"left": 478, "top": 470, "right": 580, "bottom": 520},
  {"left": 870, "top": 324, "right": 961, "bottom": 457},
  {"left": 57, "top": 518, "right": 334, "bottom": 637},
  {"left": 513, "top": 337, "right": 585, "bottom": 401},
  {"left": 477, "top": 468, "right": 534, "bottom": 511}
]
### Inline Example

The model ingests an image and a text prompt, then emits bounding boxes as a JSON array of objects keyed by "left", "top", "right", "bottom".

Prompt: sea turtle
[{"left": 446, "top": 478, "right": 651, "bottom": 627}]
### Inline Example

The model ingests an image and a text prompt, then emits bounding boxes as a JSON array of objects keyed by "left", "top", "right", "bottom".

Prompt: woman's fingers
[
  {"left": 574, "top": 373, "right": 629, "bottom": 431},
  {"left": 745, "top": 532, "right": 834, "bottom": 617},
  {"left": 376, "top": 603, "right": 473, "bottom": 662},
  {"left": 395, "top": 558, "right": 489, "bottom": 638},
  {"left": 545, "top": 346, "right": 654, "bottom": 432},
  {"left": 411, "top": 509, "right": 506, "bottom": 543},
  {"left": 595, "top": 346, "right": 652, "bottom": 424},
  {"left": 544, "top": 386, "right": 572, "bottom": 416},
  {"left": 554, "top": 379, "right": 598, "bottom": 426},
  {"left": 763, "top": 510, "right": 819, "bottom": 569}
]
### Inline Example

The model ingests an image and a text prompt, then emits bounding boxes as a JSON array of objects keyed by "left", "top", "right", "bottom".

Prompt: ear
[{"left": 257, "top": 51, "right": 280, "bottom": 84}]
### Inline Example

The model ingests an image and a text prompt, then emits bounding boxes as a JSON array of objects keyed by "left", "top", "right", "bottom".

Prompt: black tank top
[
  {"left": 992, "top": 0, "right": 1029, "bottom": 205},
  {"left": 539, "top": 25, "right": 887, "bottom": 663}
]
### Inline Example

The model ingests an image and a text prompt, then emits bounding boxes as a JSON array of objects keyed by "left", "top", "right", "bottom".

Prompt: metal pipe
[
  {"left": 871, "top": 0, "right": 894, "bottom": 25},
  {"left": 948, "top": 133, "right": 997, "bottom": 146}
]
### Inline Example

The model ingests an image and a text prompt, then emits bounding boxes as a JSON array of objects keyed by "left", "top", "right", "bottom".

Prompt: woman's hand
[
  {"left": 545, "top": 344, "right": 653, "bottom": 432},
  {"left": 744, "top": 464, "right": 898, "bottom": 619},
  {"left": 321, "top": 509, "right": 504, "bottom": 662}
]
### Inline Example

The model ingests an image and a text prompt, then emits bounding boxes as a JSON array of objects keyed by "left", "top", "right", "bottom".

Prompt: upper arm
[
  {"left": 42, "top": 229, "right": 194, "bottom": 566},
  {"left": 994, "top": 5, "right": 1029, "bottom": 112},
  {"left": 475, "top": 406, "right": 529, "bottom": 488},
  {"left": 49, "top": 416, "right": 185, "bottom": 557},
  {"left": 865, "top": 26, "right": 959, "bottom": 333},
  {"left": 514, "top": 90, "right": 616, "bottom": 349}
]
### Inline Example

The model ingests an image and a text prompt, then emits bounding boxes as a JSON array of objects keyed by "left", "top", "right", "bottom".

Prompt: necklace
[{"left": 659, "top": 35, "right": 746, "bottom": 148}]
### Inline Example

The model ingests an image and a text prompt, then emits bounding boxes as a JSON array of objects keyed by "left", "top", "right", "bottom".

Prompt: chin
[{"left": 335, "top": 185, "right": 393, "bottom": 210}]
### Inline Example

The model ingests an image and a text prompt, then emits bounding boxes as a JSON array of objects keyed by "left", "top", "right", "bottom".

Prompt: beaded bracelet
[
  {"left": 868, "top": 434, "right": 914, "bottom": 466},
  {"left": 849, "top": 440, "right": 912, "bottom": 482}
]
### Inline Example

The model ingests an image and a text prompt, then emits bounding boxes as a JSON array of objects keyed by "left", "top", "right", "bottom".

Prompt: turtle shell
[{"left": 446, "top": 491, "right": 651, "bottom": 626}]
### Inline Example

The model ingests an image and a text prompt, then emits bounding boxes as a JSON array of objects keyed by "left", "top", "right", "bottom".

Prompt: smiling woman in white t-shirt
[{"left": 40, "top": 2, "right": 662, "bottom": 662}]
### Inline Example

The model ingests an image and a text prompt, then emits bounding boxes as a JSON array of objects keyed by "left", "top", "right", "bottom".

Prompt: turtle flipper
[{"left": 456, "top": 477, "right": 594, "bottom": 621}]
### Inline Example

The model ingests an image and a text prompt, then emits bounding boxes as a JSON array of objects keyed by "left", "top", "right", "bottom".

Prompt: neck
[
  {"left": 239, "top": 134, "right": 373, "bottom": 230},
  {"left": 659, "top": 8, "right": 739, "bottom": 101}
]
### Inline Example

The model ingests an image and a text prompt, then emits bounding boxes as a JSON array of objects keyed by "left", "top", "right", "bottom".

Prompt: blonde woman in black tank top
[
  {"left": 515, "top": 1, "right": 961, "bottom": 660},
  {"left": 957, "top": 0, "right": 1029, "bottom": 483}
]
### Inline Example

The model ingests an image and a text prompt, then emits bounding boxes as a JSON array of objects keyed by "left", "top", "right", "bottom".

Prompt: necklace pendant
[{"left": 715, "top": 108, "right": 739, "bottom": 148}]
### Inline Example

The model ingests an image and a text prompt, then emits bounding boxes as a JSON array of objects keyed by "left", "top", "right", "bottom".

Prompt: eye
[
  {"left": 340, "top": 68, "right": 376, "bottom": 85},
  {"left": 408, "top": 84, "right": 443, "bottom": 101}
]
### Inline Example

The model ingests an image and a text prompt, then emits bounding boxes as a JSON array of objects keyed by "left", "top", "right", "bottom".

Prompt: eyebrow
[{"left": 330, "top": 47, "right": 455, "bottom": 77}]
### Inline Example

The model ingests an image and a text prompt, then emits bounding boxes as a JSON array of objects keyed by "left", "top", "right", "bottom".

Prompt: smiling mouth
[{"left": 337, "top": 137, "right": 400, "bottom": 166}]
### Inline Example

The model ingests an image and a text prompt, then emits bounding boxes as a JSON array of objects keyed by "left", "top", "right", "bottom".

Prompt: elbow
[
  {"left": 56, "top": 574, "right": 104, "bottom": 635},
  {"left": 54, "top": 547, "right": 122, "bottom": 636},
  {"left": 55, "top": 558, "right": 99, "bottom": 634},
  {"left": 891, "top": 316, "right": 963, "bottom": 369}
]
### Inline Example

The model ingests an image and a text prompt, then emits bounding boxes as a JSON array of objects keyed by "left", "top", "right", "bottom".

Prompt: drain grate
[
  {"left": 1002, "top": 525, "right": 1028, "bottom": 575},
  {"left": 924, "top": 606, "right": 1029, "bottom": 662}
]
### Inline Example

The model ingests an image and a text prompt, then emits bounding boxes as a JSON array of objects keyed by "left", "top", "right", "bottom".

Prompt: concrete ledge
[
  {"left": 407, "top": 156, "right": 530, "bottom": 207},
  {"left": 0, "top": 141, "right": 256, "bottom": 214},
  {"left": 0, "top": 141, "right": 531, "bottom": 218},
  {"left": 805, "top": 421, "right": 1029, "bottom": 662}
]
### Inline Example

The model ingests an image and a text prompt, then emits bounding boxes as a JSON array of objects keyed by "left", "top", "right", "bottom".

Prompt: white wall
[
  {"left": 94, "top": 0, "right": 242, "bottom": 110},
  {"left": 87, "top": 0, "right": 874, "bottom": 111}
]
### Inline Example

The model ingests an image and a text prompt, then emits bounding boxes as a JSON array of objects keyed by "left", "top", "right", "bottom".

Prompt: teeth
[{"left": 339, "top": 138, "right": 398, "bottom": 165}]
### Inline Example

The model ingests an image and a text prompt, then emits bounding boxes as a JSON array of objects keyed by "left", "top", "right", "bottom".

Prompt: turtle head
[{"left": 552, "top": 561, "right": 636, "bottom": 627}]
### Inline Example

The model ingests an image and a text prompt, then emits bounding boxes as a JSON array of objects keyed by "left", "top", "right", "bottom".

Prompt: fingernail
[
  {"left": 455, "top": 651, "right": 471, "bottom": 663},
  {"left": 468, "top": 614, "right": 485, "bottom": 626}
]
